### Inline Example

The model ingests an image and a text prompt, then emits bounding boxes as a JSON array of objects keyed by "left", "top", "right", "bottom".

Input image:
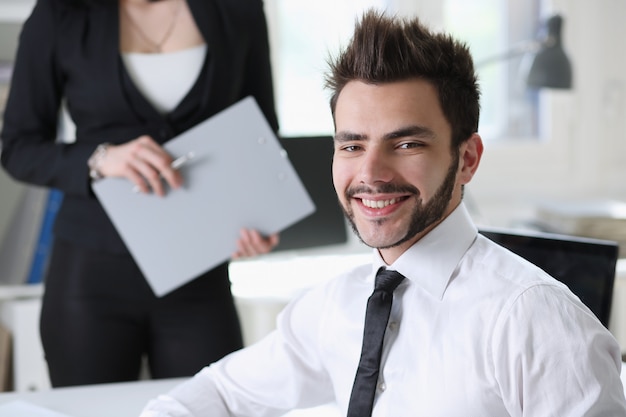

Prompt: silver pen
[
  {"left": 169, "top": 151, "right": 196, "bottom": 170},
  {"left": 132, "top": 151, "right": 196, "bottom": 193}
]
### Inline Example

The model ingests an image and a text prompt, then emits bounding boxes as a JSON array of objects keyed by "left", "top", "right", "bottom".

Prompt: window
[
  {"left": 444, "top": 0, "right": 542, "bottom": 141},
  {"left": 266, "top": 0, "right": 388, "bottom": 137},
  {"left": 265, "top": 1, "right": 543, "bottom": 141}
]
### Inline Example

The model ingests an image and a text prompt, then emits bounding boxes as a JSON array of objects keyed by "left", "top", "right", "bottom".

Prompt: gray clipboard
[{"left": 92, "top": 97, "right": 316, "bottom": 296}]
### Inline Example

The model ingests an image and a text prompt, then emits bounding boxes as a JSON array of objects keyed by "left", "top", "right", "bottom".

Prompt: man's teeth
[{"left": 362, "top": 198, "right": 398, "bottom": 209}]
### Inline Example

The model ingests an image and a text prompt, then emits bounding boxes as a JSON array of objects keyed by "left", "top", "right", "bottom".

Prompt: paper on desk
[
  {"left": 93, "top": 97, "right": 316, "bottom": 296},
  {"left": 0, "top": 400, "right": 74, "bottom": 417}
]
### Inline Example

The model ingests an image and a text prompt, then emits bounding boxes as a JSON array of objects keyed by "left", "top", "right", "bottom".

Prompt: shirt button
[
  {"left": 378, "top": 381, "right": 386, "bottom": 392},
  {"left": 388, "top": 321, "right": 398, "bottom": 331}
]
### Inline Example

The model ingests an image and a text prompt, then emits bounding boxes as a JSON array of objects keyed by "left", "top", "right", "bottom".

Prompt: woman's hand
[
  {"left": 232, "top": 229, "right": 280, "bottom": 259},
  {"left": 97, "top": 135, "right": 183, "bottom": 196}
]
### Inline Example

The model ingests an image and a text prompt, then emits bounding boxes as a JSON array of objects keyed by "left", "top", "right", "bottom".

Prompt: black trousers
[{"left": 40, "top": 239, "right": 243, "bottom": 387}]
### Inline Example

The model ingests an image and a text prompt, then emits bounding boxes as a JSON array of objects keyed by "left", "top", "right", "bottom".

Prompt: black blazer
[{"left": 1, "top": 0, "right": 278, "bottom": 252}]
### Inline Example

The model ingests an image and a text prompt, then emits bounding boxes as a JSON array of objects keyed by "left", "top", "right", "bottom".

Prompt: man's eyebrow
[
  {"left": 334, "top": 131, "right": 367, "bottom": 143},
  {"left": 334, "top": 125, "right": 436, "bottom": 143},
  {"left": 384, "top": 125, "right": 436, "bottom": 140}
]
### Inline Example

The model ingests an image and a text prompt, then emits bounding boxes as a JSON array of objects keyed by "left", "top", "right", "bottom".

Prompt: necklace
[{"left": 122, "top": 0, "right": 183, "bottom": 53}]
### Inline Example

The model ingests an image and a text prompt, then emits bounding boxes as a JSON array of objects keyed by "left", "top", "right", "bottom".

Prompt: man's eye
[
  {"left": 342, "top": 145, "right": 361, "bottom": 152},
  {"left": 398, "top": 142, "right": 423, "bottom": 149}
]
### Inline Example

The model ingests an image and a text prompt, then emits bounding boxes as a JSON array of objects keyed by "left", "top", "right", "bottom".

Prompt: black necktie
[{"left": 347, "top": 267, "right": 405, "bottom": 417}]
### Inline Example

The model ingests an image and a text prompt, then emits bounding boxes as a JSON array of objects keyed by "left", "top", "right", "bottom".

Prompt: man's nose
[{"left": 358, "top": 149, "right": 394, "bottom": 185}]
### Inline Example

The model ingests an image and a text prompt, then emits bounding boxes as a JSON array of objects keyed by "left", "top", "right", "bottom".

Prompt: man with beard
[{"left": 140, "top": 9, "right": 626, "bottom": 417}]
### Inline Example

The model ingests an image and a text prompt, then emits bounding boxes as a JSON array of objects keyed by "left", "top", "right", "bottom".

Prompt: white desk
[
  {"left": 0, "top": 284, "right": 46, "bottom": 391},
  {"left": 0, "top": 377, "right": 340, "bottom": 417},
  {"left": 0, "top": 378, "right": 184, "bottom": 417}
]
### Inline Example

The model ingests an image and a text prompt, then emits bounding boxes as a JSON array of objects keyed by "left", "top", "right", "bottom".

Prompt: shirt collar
[{"left": 371, "top": 202, "right": 478, "bottom": 300}]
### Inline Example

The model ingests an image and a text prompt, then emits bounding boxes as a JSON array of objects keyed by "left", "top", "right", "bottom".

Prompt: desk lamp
[
  {"left": 475, "top": 14, "right": 573, "bottom": 90},
  {"left": 526, "top": 15, "right": 572, "bottom": 89}
]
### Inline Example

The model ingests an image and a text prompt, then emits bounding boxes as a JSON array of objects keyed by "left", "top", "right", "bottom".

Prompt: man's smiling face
[{"left": 332, "top": 78, "right": 481, "bottom": 264}]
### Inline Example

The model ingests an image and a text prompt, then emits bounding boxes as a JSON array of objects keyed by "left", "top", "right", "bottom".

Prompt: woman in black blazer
[{"left": 1, "top": 0, "right": 279, "bottom": 387}]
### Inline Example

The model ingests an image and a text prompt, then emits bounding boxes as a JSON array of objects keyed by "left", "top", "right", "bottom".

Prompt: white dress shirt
[{"left": 140, "top": 203, "right": 626, "bottom": 416}]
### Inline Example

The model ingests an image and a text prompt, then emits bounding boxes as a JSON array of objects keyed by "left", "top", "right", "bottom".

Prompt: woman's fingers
[
  {"left": 98, "top": 135, "right": 183, "bottom": 196},
  {"left": 232, "top": 229, "right": 280, "bottom": 259}
]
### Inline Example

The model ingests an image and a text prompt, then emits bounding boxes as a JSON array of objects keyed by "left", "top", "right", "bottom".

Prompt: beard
[{"left": 340, "top": 149, "right": 460, "bottom": 250}]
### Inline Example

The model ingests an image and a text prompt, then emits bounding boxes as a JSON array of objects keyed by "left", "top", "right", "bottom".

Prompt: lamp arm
[{"left": 475, "top": 40, "right": 540, "bottom": 68}]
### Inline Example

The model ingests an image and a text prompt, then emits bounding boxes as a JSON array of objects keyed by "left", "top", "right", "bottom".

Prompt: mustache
[{"left": 345, "top": 183, "right": 420, "bottom": 198}]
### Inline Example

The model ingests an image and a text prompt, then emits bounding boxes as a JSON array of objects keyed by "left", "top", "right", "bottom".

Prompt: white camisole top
[{"left": 121, "top": 44, "right": 207, "bottom": 114}]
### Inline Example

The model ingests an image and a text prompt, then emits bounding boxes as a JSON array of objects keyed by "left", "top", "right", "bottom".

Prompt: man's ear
[{"left": 458, "top": 133, "right": 483, "bottom": 185}]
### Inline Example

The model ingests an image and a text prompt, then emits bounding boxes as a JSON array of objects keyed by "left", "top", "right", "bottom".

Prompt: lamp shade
[{"left": 526, "top": 15, "right": 573, "bottom": 89}]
